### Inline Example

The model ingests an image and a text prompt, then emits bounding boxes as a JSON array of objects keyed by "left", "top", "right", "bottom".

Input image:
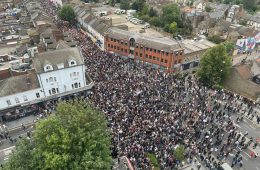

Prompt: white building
[{"left": 0, "top": 47, "right": 94, "bottom": 112}]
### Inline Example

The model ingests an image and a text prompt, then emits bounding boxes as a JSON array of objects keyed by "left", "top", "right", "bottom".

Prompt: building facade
[
  {"left": 104, "top": 28, "right": 184, "bottom": 72},
  {"left": 0, "top": 47, "right": 94, "bottom": 112}
]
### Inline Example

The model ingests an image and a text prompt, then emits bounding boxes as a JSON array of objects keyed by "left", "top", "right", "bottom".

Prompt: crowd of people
[{"left": 39, "top": 1, "right": 260, "bottom": 169}]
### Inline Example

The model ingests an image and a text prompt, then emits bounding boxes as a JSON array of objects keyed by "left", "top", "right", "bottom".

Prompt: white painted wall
[
  {"left": 0, "top": 88, "right": 44, "bottom": 110},
  {"left": 38, "top": 65, "right": 86, "bottom": 97},
  {"left": 87, "top": 25, "right": 105, "bottom": 50}
]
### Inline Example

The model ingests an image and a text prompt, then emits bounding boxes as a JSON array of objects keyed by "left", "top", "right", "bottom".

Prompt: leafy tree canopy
[
  {"left": 161, "top": 4, "right": 181, "bottom": 25},
  {"left": 58, "top": 5, "right": 76, "bottom": 23},
  {"left": 208, "top": 35, "right": 223, "bottom": 44},
  {"left": 120, "top": 0, "right": 130, "bottom": 10},
  {"left": 4, "top": 101, "right": 112, "bottom": 170},
  {"left": 197, "top": 44, "right": 232, "bottom": 86}
]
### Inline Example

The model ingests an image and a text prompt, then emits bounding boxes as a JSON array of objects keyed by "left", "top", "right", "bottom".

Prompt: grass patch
[{"left": 145, "top": 152, "right": 160, "bottom": 170}]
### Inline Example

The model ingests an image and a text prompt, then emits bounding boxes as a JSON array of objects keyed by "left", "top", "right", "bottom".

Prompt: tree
[
  {"left": 239, "top": 19, "right": 247, "bottom": 26},
  {"left": 242, "top": 0, "right": 257, "bottom": 12},
  {"left": 197, "top": 44, "right": 232, "bottom": 86},
  {"left": 174, "top": 145, "right": 185, "bottom": 161},
  {"left": 149, "top": 17, "right": 161, "bottom": 27},
  {"left": 223, "top": 41, "right": 234, "bottom": 54},
  {"left": 205, "top": 5, "right": 213, "bottom": 12},
  {"left": 3, "top": 139, "right": 35, "bottom": 170},
  {"left": 109, "top": 0, "right": 116, "bottom": 7},
  {"left": 207, "top": 35, "right": 222, "bottom": 44},
  {"left": 120, "top": 0, "right": 130, "bottom": 10},
  {"left": 4, "top": 101, "right": 112, "bottom": 170},
  {"left": 131, "top": 0, "right": 146, "bottom": 12},
  {"left": 161, "top": 4, "right": 181, "bottom": 26},
  {"left": 58, "top": 5, "right": 76, "bottom": 23},
  {"left": 148, "top": 7, "right": 158, "bottom": 17}
]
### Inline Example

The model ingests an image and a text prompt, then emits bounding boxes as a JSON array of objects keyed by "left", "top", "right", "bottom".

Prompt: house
[
  {"left": 244, "top": 14, "right": 260, "bottom": 31},
  {"left": 0, "top": 47, "right": 94, "bottom": 116}
]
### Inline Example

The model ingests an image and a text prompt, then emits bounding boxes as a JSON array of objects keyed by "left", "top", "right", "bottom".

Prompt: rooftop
[
  {"left": 181, "top": 39, "right": 216, "bottom": 54},
  {"left": 106, "top": 27, "right": 182, "bottom": 52},
  {"left": 32, "top": 47, "right": 84, "bottom": 73},
  {"left": 0, "top": 72, "right": 40, "bottom": 97}
]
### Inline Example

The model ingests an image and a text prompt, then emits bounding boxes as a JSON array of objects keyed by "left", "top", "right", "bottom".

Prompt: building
[
  {"left": 0, "top": 47, "right": 94, "bottom": 117},
  {"left": 104, "top": 27, "right": 184, "bottom": 72},
  {"left": 180, "top": 38, "right": 216, "bottom": 70}
]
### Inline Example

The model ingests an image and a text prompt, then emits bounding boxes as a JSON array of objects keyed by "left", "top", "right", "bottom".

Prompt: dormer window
[
  {"left": 44, "top": 64, "right": 53, "bottom": 72},
  {"left": 69, "top": 59, "right": 77, "bottom": 66}
]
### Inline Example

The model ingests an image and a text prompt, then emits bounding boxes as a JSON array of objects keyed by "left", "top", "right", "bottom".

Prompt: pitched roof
[
  {"left": 106, "top": 28, "right": 182, "bottom": 52},
  {"left": 0, "top": 72, "right": 40, "bottom": 97},
  {"left": 32, "top": 47, "right": 84, "bottom": 73}
]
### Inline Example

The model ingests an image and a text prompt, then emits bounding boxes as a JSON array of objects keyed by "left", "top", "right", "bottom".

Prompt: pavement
[{"left": 232, "top": 51, "right": 260, "bottom": 66}]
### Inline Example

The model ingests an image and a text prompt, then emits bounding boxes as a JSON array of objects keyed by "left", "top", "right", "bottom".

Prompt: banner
[
  {"left": 255, "top": 32, "right": 260, "bottom": 43},
  {"left": 245, "top": 37, "right": 256, "bottom": 51},
  {"left": 236, "top": 39, "right": 245, "bottom": 48}
]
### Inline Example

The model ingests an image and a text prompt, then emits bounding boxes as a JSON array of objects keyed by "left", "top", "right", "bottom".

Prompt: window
[
  {"left": 49, "top": 90, "right": 51, "bottom": 95},
  {"left": 56, "top": 88, "right": 59, "bottom": 93},
  {"left": 110, "top": 38, "right": 113, "bottom": 41},
  {"left": 180, "top": 51, "right": 183, "bottom": 55},
  {"left": 23, "top": 95, "right": 28, "bottom": 101},
  {"left": 165, "top": 59, "right": 168, "bottom": 63},
  {"left": 111, "top": 45, "right": 113, "bottom": 48},
  {"left": 145, "top": 54, "right": 148, "bottom": 58},
  {"left": 166, "top": 52, "right": 169, "bottom": 56},
  {"left": 136, "top": 52, "right": 138, "bottom": 56},
  {"left": 176, "top": 52, "right": 179, "bottom": 56},
  {"left": 74, "top": 83, "right": 78, "bottom": 88},
  {"left": 71, "top": 61, "right": 75, "bottom": 65},
  {"left": 146, "top": 47, "right": 148, "bottom": 51},
  {"left": 46, "top": 79, "right": 48, "bottom": 83},
  {"left": 117, "top": 40, "right": 119, "bottom": 43},
  {"left": 36, "top": 92, "right": 40, "bottom": 98},
  {"left": 136, "top": 45, "right": 138, "bottom": 48},
  {"left": 125, "top": 42, "right": 127, "bottom": 45},
  {"left": 6, "top": 100, "right": 11, "bottom": 106},
  {"left": 158, "top": 50, "right": 160, "bottom": 54},
  {"left": 72, "top": 84, "right": 74, "bottom": 89},
  {"left": 79, "top": 82, "right": 81, "bottom": 87},
  {"left": 153, "top": 56, "right": 156, "bottom": 60},
  {"left": 178, "top": 59, "right": 182, "bottom": 63},
  {"left": 149, "top": 55, "right": 152, "bottom": 59},
  {"left": 125, "top": 49, "right": 127, "bottom": 53},
  {"left": 162, "top": 51, "right": 164, "bottom": 55},
  {"left": 15, "top": 97, "right": 20, "bottom": 103},
  {"left": 150, "top": 48, "right": 152, "bottom": 52},
  {"left": 114, "top": 46, "right": 116, "bottom": 49},
  {"left": 140, "top": 53, "right": 142, "bottom": 57},
  {"left": 121, "top": 48, "right": 123, "bottom": 52},
  {"left": 52, "top": 88, "right": 56, "bottom": 94},
  {"left": 113, "top": 39, "right": 116, "bottom": 42},
  {"left": 108, "top": 44, "right": 110, "bottom": 47},
  {"left": 73, "top": 72, "right": 77, "bottom": 76},
  {"left": 117, "top": 46, "right": 120, "bottom": 50},
  {"left": 54, "top": 77, "right": 56, "bottom": 81},
  {"left": 121, "top": 41, "right": 123, "bottom": 45},
  {"left": 154, "top": 49, "right": 156, "bottom": 53},
  {"left": 140, "top": 46, "right": 143, "bottom": 50},
  {"left": 49, "top": 77, "right": 53, "bottom": 82},
  {"left": 161, "top": 59, "right": 163, "bottom": 62}
]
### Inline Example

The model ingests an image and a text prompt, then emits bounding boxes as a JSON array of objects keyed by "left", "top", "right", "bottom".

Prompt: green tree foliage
[
  {"left": 145, "top": 153, "right": 160, "bottom": 170},
  {"left": 3, "top": 139, "right": 35, "bottom": 170},
  {"left": 243, "top": 0, "right": 258, "bottom": 13},
  {"left": 223, "top": 41, "right": 234, "bottom": 54},
  {"left": 197, "top": 44, "right": 232, "bottom": 86},
  {"left": 149, "top": 17, "right": 161, "bottom": 27},
  {"left": 148, "top": 7, "right": 158, "bottom": 17},
  {"left": 120, "top": 0, "right": 130, "bottom": 10},
  {"left": 205, "top": 5, "right": 213, "bottom": 12},
  {"left": 58, "top": 5, "right": 76, "bottom": 23},
  {"left": 161, "top": 4, "right": 181, "bottom": 25},
  {"left": 109, "top": 0, "right": 115, "bottom": 7},
  {"left": 4, "top": 101, "right": 112, "bottom": 170},
  {"left": 131, "top": 0, "right": 146, "bottom": 11},
  {"left": 239, "top": 19, "right": 247, "bottom": 26},
  {"left": 164, "top": 22, "right": 178, "bottom": 35},
  {"left": 174, "top": 145, "right": 185, "bottom": 161},
  {"left": 208, "top": 35, "right": 223, "bottom": 44}
]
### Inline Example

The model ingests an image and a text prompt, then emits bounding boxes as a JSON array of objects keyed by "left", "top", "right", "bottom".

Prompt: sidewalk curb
[{"left": 7, "top": 122, "right": 35, "bottom": 134}]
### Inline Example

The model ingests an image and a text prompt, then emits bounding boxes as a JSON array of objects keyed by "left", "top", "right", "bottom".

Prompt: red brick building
[{"left": 104, "top": 28, "right": 184, "bottom": 72}]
